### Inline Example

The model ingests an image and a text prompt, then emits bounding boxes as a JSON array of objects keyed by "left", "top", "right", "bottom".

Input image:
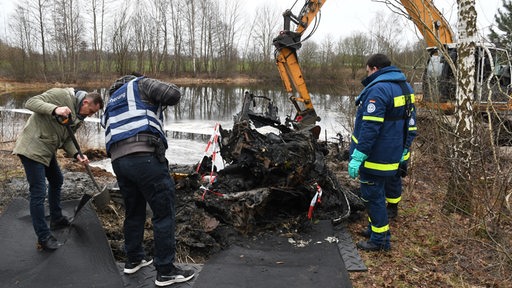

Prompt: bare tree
[
  {"left": 370, "top": 11, "right": 403, "bottom": 56},
  {"left": 340, "top": 32, "right": 374, "bottom": 81},
  {"left": 132, "top": 4, "right": 150, "bottom": 74},
  {"left": 198, "top": 0, "right": 215, "bottom": 75},
  {"left": 444, "top": 0, "right": 478, "bottom": 213},
  {"left": 10, "top": 3, "right": 35, "bottom": 79},
  {"left": 318, "top": 35, "right": 336, "bottom": 74},
  {"left": 216, "top": 0, "right": 243, "bottom": 73},
  {"left": 150, "top": 0, "right": 170, "bottom": 75},
  {"left": 252, "top": 4, "right": 280, "bottom": 70},
  {"left": 110, "top": 3, "right": 132, "bottom": 74},
  {"left": 52, "top": 0, "right": 85, "bottom": 81},
  {"left": 184, "top": 0, "right": 198, "bottom": 76},
  {"left": 89, "top": 0, "right": 106, "bottom": 73},
  {"left": 169, "top": 2, "right": 184, "bottom": 76},
  {"left": 31, "top": 0, "right": 51, "bottom": 78},
  {"left": 298, "top": 41, "right": 319, "bottom": 75}
]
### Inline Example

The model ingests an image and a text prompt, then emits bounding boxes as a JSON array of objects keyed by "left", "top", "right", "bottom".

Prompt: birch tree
[{"left": 444, "top": 0, "right": 477, "bottom": 213}]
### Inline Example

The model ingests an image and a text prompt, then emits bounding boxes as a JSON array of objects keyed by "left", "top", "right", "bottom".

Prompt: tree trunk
[{"left": 443, "top": 0, "right": 478, "bottom": 214}]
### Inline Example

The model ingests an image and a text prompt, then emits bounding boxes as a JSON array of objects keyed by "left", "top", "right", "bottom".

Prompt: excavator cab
[
  {"left": 399, "top": 0, "right": 512, "bottom": 115},
  {"left": 421, "top": 44, "right": 512, "bottom": 114}
]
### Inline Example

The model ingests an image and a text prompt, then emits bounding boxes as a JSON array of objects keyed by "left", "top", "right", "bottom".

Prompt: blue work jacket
[{"left": 349, "top": 66, "right": 416, "bottom": 176}]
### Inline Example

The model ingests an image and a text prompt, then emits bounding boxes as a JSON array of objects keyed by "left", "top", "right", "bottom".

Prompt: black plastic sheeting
[
  {"left": 0, "top": 198, "right": 123, "bottom": 288},
  {"left": 0, "top": 199, "right": 356, "bottom": 288},
  {"left": 193, "top": 220, "right": 353, "bottom": 288}
]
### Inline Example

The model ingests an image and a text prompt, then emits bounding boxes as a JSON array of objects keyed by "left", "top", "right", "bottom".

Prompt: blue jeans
[
  {"left": 19, "top": 155, "right": 64, "bottom": 242},
  {"left": 112, "top": 154, "right": 176, "bottom": 273},
  {"left": 359, "top": 172, "right": 391, "bottom": 248}
]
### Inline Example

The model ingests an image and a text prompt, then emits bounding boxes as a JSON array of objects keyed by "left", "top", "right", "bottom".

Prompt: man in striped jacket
[{"left": 101, "top": 74, "right": 195, "bottom": 286}]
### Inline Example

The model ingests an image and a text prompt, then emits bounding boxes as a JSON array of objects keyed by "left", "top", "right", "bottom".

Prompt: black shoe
[
  {"left": 38, "top": 235, "right": 62, "bottom": 251},
  {"left": 387, "top": 204, "right": 398, "bottom": 220},
  {"left": 50, "top": 216, "right": 71, "bottom": 230},
  {"left": 356, "top": 240, "right": 390, "bottom": 252},
  {"left": 359, "top": 229, "right": 371, "bottom": 238},
  {"left": 155, "top": 266, "right": 195, "bottom": 286},
  {"left": 123, "top": 256, "right": 153, "bottom": 274}
]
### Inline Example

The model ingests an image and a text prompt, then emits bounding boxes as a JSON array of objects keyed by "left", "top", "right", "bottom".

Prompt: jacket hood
[
  {"left": 356, "top": 66, "right": 406, "bottom": 105},
  {"left": 75, "top": 90, "right": 87, "bottom": 121}
]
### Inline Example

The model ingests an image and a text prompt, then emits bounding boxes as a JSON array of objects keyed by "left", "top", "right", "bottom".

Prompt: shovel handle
[{"left": 59, "top": 116, "right": 104, "bottom": 194}]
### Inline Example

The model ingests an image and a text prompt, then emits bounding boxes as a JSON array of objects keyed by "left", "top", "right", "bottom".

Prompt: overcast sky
[
  {"left": 247, "top": 0, "right": 503, "bottom": 43},
  {"left": 0, "top": 0, "right": 504, "bottom": 43}
]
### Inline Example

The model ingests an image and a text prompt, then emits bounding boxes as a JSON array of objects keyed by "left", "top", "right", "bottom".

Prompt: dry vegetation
[
  {"left": 1, "top": 79, "right": 512, "bottom": 287},
  {"left": 2, "top": 134, "right": 512, "bottom": 287}
]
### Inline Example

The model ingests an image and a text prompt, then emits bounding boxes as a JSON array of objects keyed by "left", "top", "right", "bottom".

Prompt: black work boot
[
  {"left": 387, "top": 203, "right": 398, "bottom": 220},
  {"left": 50, "top": 216, "right": 71, "bottom": 230},
  {"left": 359, "top": 229, "right": 371, "bottom": 238},
  {"left": 38, "top": 235, "right": 63, "bottom": 251},
  {"left": 356, "top": 240, "right": 391, "bottom": 252}
]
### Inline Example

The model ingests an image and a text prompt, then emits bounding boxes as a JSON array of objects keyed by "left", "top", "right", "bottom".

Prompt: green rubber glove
[
  {"left": 401, "top": 148, "right": 410, "bottom": 162},
  {"left": 348, "top": 148, "right": 368, "bottom": 179}
]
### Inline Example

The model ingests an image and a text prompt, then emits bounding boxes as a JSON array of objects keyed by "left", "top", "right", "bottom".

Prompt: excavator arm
[
  {"left": 399, "top": 0, "right": 454, "bottom": 48},
  {"left": 273, "top": 0, "right": 326, "bottom": 133}
]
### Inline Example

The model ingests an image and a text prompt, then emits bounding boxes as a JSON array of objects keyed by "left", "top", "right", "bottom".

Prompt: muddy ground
[{"left": 2, "top": 132, "right": 512, "bottom": 287}]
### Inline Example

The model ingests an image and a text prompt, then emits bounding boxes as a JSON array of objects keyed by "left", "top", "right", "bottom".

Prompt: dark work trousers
[
  {"left": 385, "top": 174, "right": 402, "bottom": 205},
  {"left": 385, "top": 161, "right": 407, "bottom": 205},
  {"left": 19, "top": 155, "right": 64, "bottom": 243},
  {"left": 359, "top": 171, "right": 391, "bottom": 248},
  {"left": 112, "top": 154, "right": 176, "bottom": 273}
]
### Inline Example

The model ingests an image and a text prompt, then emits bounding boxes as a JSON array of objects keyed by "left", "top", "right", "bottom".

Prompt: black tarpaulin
[
  {"left": 0, "top": 198, "right": 123, "bottom": 288},
  {"left": 193, "top": 220, "right": 353, "bottom": 288}
]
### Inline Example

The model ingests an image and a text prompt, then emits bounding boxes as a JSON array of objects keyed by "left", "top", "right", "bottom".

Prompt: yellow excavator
[
  {"left": 398, "top": 0, "right": 512, "bottom": 114},
  {"left": 271, "top": 0, "right": 512, "bottom": 128},
  {"left": 272, "top": 0, "right": 325, "bottom": 136}
]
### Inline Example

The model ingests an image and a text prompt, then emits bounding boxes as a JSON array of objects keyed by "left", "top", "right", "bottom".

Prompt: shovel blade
[{"left": 74, "top": 194, "right": 93, "bottom": 218}]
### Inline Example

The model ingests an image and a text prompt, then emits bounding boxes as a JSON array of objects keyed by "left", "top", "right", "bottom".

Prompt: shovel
[{"left": 56, "top": 115, "right": 106, "bottom": 219}]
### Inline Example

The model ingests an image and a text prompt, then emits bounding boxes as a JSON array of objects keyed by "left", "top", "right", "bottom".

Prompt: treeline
[{"left": 0, "top": 0, "right": 427, "bottom": 90}]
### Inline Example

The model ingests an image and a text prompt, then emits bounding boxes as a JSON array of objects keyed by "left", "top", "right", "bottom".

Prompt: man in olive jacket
[{"left": 13, "top": 88, "right": 103, "bottom": 251}]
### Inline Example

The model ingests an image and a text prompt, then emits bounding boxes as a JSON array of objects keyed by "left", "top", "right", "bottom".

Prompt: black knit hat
[{"left": 108, "top": 75, "right": 137, "bottom": 96}]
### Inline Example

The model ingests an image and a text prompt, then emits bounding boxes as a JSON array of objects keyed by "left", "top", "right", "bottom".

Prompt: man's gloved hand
[
  {"left": 398, "top": 149, "right": 410, "bottom": 177},
  {"left": 401, "top": 148, "right": 409, "bottom": 162},
  {"left": 348, "top": 148, "right": 368, "bottom": 179}
]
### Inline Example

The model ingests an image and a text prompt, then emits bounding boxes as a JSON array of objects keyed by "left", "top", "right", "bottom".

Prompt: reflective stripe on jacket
[{"left": 102, "top": 77, "right": 167, "bottom": 154}]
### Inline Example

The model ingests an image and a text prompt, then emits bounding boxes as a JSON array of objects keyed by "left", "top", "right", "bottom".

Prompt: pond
[{"left": 0, "top": 84, "right": 354, "bottom": 168}]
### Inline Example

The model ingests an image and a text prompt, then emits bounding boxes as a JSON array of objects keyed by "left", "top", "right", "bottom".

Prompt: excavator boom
[
  {"left": 399, "top": 0, "right": 454, "bottom": 48},
  {"left": 273, "top": 0, "right": 326, "bottom": 132}
]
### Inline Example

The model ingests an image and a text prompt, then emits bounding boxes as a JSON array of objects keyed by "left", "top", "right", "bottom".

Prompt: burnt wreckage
[{"left": 193, "top": 92, "right": 363, "bottom": 234}]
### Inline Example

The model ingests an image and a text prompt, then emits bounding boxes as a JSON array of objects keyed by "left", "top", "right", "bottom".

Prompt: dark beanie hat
[{"left": 108, "top": 75, "right": 137, "bottom": 96}]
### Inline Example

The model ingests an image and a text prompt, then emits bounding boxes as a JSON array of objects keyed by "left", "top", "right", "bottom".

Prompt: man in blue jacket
[{"left": 348, "top": 54, "right": 416, "bottom": 251}]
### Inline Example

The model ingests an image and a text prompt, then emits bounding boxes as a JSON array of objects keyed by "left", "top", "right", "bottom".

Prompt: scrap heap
[{"left": 192, "top": 119, "right": 363, "bottom": 234}]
